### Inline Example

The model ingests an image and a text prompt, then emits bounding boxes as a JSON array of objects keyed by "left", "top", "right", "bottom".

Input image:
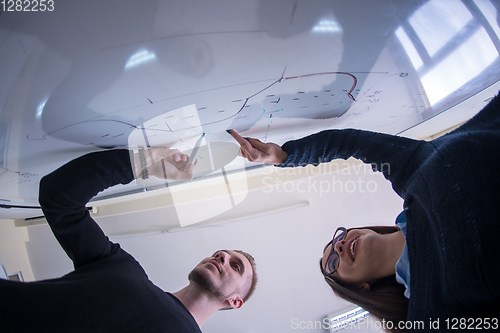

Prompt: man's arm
[
  {"left": 39, "top": 148, "right": 195, "bottom": 269},
  {"left": 39, "top": 150, "right": 135, "bottom": 269}
]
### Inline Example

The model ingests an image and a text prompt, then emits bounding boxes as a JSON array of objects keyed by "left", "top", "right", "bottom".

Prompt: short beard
[{"left": 188, "top": 268, "right": 232, "bottom": 301}]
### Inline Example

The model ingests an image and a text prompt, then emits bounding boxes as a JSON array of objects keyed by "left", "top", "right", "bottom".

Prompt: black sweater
[
  {"left": 280, "top": 94, "right": 500, "bottom": 329},
  {"left": 1, "top": 150, "right": 201, "bottom": 333}
]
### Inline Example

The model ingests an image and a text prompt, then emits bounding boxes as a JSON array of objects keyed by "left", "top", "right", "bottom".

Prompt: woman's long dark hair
[{"left": 321, "top": 226, "right": 409, "bottom": 333}]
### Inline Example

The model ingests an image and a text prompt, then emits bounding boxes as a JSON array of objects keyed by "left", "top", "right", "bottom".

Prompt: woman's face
[{"left": 321, "top": 228, "right": 393, "bottom": 287}]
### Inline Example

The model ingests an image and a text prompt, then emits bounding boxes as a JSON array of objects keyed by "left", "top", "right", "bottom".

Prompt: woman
[{"left": 227, "top": 93, "right": 500, "bottom": 330}]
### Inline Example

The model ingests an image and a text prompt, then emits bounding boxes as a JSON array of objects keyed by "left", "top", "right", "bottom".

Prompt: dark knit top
[
  {"left": 1, "top": 150, "right": 201, "bottom": 333},
  {"left": 279, "top": 94, "right": 500, "bottom": 328}
]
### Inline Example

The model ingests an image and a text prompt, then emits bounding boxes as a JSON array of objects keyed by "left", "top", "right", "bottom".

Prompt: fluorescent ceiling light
[
  {"left": 312, "top": 19, "right": 342, "bottom": 33},
  {"left": 326, "top": 306, "right": 369, "bottom": 332},
  {"left": 36, "top": 99, "right": 47, "bottom": 119},
  {"left": 125, "top": 50, "right": 156, "bottom": 69}
]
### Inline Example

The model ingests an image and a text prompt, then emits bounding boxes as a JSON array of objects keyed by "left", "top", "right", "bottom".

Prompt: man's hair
[
  {"left": 220, "top": 249, "right": 258, "bottom": 310},
  {"left": 234, "top": 250, "right": 258, "bottom": 303},
  {"left": 321, "top": 226, "right": 409, "bottom": 333}
]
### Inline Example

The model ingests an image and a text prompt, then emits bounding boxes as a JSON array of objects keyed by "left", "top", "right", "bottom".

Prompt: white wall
[{"left": 0, "top": 219, "right": 35, "bottom": 281}]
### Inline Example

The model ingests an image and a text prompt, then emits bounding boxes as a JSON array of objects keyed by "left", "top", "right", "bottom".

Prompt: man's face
[{"left": 188, "top": 250, "right": 253, "bottom": 308}]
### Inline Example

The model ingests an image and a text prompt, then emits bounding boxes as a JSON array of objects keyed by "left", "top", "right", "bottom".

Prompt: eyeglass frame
[{"left": 320, "top": 227, "right": 347, "bottom": 283}]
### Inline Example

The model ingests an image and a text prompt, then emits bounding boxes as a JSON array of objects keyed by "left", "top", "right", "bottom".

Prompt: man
[{"left": 1, "top": 148, "right": 257, "bottom": 332}]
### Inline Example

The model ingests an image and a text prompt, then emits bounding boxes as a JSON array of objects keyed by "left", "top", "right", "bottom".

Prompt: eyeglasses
[{"left": 321, "top": 227, "right": 347, "bottom": 278}]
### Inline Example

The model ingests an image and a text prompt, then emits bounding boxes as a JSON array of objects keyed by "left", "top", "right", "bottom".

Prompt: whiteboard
[{"left": 0, "top": 0, "right": 499, "bottom": 208}]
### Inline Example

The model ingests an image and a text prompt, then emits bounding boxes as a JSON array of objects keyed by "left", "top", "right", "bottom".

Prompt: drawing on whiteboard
[{"left": 27, "top": 70, "right": 365, "bottom": 148}]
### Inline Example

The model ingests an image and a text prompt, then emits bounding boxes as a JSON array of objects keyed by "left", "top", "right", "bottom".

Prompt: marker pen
[{"left": 185, "top": 133, "right": 205, "bottom": 170}]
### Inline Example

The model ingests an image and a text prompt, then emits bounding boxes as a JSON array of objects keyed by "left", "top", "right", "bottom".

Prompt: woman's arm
[{"left": 229, "top": 129, "right": 428, "bottom": 197}]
